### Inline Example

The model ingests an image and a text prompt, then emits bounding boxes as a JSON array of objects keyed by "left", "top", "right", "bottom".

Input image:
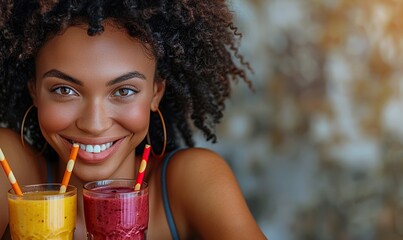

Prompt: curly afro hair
[{"left": 0, "top": 0, "right": 252, "bottom": 158}]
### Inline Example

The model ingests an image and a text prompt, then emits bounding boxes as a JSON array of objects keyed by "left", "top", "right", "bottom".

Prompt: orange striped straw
[
  {"left": 59, "top": 143, "right": 79, "bottom": 193},
  {"left": 0, "top": 148, "right": 23, "bottom": 196},
  {"left": 134, "top": 144, "right": 151, "bottom": 191}
]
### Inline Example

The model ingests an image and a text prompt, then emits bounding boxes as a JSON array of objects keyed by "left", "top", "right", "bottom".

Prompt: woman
[{"left": 0, "top": 0, "right": 267, "bottom": 239}]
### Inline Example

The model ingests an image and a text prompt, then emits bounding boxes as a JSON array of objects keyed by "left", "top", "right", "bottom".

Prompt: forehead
[{"left": 35, "top": 23, "right": 156, "bottom": 76}]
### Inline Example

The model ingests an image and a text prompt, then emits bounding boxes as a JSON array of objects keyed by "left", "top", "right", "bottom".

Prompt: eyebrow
[
  {"left": 43, "top": 69, "right": 82, "bottom": 85},
  {"left": 106, "top": 71, "right": 146, "bottom": 86},
  {"left": 42, "top": 69, "right": 147, "bottom": 86}
]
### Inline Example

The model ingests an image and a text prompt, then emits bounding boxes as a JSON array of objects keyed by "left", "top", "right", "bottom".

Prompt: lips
[{"left": 63, "top": 137, "right": 125, "bottom": 164}]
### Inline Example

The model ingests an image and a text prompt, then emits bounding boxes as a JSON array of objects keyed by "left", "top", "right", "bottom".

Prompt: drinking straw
[
  {"left": 0, "top": 148, "right": 23, "bottom": 196},
  {"left": 134, "top": 144, "right": 151, "bottom": 191},
  {"left": 59, "top": 143, "right": 79, "bottom": 193}
]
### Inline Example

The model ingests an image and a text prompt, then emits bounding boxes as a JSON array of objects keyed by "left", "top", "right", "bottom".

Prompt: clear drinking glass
[
  {"left": 7, "top": 183, "right": 77, "bottom": 240},
  {"left": 83, "top": 179, "right": 149, "bottom": 240}
]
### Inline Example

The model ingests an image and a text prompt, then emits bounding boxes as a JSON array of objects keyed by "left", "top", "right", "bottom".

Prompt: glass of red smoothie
[{"left": 83, "top": 179, "right": 149, "bottom": 240}]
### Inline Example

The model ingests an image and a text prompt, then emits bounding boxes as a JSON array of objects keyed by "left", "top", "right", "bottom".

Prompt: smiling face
[{"left": 30, "top": 22, "right": 165, "bottom": 181}]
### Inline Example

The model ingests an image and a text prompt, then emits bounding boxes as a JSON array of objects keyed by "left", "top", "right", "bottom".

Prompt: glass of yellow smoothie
[{"left": 7, "top": 183, "right": 77, "bottom": 240}]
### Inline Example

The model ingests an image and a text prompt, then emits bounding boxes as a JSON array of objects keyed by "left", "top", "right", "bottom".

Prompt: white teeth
[
  {"left": 77, "top": 142, "right": 114, "bottom": 153},
  {"left": 93, "top": 145, "right": 101, "bottom": 153},
  {"left": 86, "top": 145, "right": 93, "bottom": 152}
]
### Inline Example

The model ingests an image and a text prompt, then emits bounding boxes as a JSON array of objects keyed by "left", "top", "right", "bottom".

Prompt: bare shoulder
[
  {"left": 165, "top": 148, "right": 234, "bottom": 191},
  {"left": 167, "top": 147, "right": 227, "bottom": 172},
  {"left": 0, "top": 128, "right": 45, "bottom": 184},
  {"left": 0, "top": 127, "right": 27, "bottom": 152},
  {"left": 0, "top": 127, "right": 21, "bottom": 143},
  {"left": 0, "top": 128, "right": 41, "bottom": 166},
  {"left": 166, "top": 147, "right": 241, "bottom": 201},
  {"left": 0, "top": 128, "right": 46, "bottom": 237},
  {"left": 165, "top": 147, "right": 267, "bottom": 240},
  {"left": 0, "top": 128, "right": 27, "bottom": 164}
]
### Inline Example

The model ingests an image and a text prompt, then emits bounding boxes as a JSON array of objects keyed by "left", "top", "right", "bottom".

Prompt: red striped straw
[
  {"left": 0, "top": 148, "right": 23, "bottom": 196},
  {"left": 134, "top": 144, "right": 151, "bottom": 191},
  {"left": 59, "top": 143, "right": 79, "bottom": 193}
]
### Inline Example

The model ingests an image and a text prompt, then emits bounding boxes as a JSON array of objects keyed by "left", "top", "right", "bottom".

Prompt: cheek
[
  {"left": 37, "top": 102, "right": 77, "bottom": 133},
  {"left": 115, "top": 104, "right": 150, "bottom": 133}
]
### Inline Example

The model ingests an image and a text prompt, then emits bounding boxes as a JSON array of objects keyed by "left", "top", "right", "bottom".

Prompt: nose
[{"left": 76, "top": 101, "right": 112, "bottom": 135}]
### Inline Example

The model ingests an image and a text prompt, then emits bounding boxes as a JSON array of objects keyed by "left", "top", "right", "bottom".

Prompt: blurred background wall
[{"left": 195, "top": 0, "right": 403, "bottom": 239}]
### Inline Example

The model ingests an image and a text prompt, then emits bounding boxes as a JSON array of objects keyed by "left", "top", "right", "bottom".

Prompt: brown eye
[
  {"left": 113, "top": 88, "right": 136, "bottom": 97},
  {"left": 54, "top": 86, "right": 77, "bottom": 96}
]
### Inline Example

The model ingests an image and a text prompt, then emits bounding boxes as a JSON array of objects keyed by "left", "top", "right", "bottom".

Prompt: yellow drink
[{"left": 8, "top": 184, "right": 77, "bottom": 240}]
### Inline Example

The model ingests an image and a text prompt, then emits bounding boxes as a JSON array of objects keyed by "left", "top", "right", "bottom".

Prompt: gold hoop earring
[
  {"left": 20, "top": 105, "right": 47, "bottom": 155},
  {"left": 21, "top": 105, "right": 34, "bottom": 147},
  {"left": 147, "top": 108, "right": 167, "bottom": 159}
]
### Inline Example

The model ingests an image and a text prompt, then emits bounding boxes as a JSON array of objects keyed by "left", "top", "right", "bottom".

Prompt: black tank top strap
[{"left": 161, "top": 148, "right": 183, "bottom": 240}]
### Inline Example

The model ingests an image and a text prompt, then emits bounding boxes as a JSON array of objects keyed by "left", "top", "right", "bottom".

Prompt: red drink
[{"left": 83, "top": 180, "right": 149, "bottom": 240}]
